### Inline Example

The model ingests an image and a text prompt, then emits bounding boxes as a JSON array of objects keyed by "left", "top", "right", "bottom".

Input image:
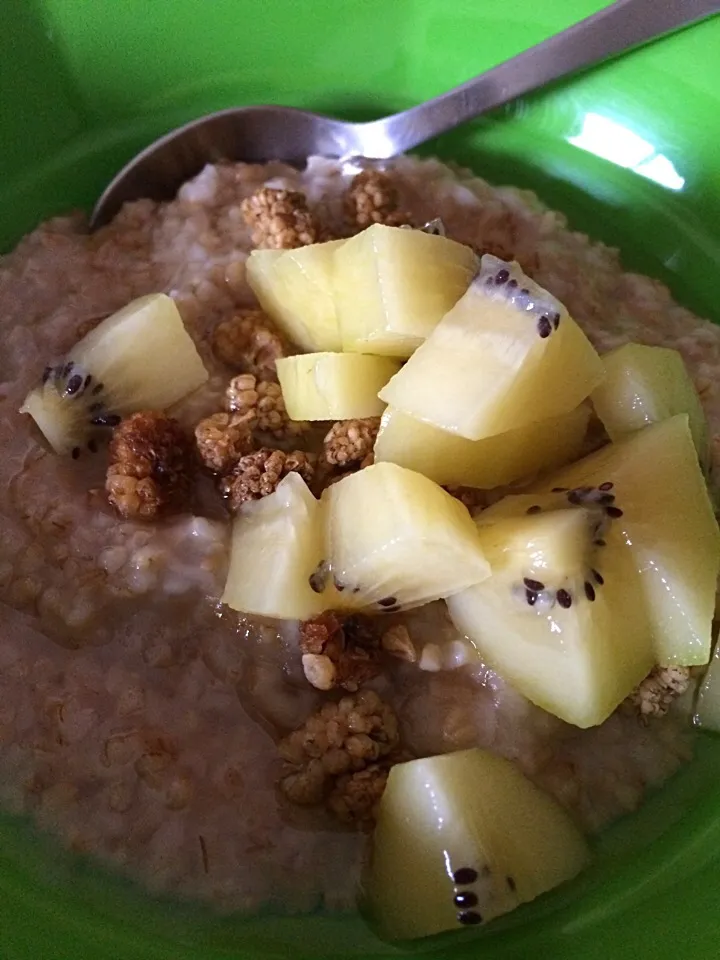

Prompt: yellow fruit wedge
[
  {"left": 447, "top": 493, "right": 655, "bottom": 728},
  {"left": 591, "top": 342, "right": 709, "bottom": 466},
  {"left": 20, "top": 293, "right": 208, "bottom": 456},
  {"left": 374, "top": 403, "right": 590, "bottom": 488},
  {"left": 364, "top": 749, "right": 590, "bottom": 940},
  {"left": 333, "top": 224, "right": 476, "bottom": 357},
  {"left": 276, "top": 352, "right": 400, "bottom": 420},
  {"left": 323, "top": 462, "right": 491, "bottom": 610},
  {"left": 532, "top": 414, "right": 720, "bottom": 666},
  {"left": 379, "top": 255, "right": 604, "bottom": 439},
  {"left": 695, "top": 641, "right": 720, "bottom": 732},
  {"left": 246, "top": 239, "right": 345, "bottom": 351},
  {"left": 221, "top": 473, "right": 327, "bottom": 620}
]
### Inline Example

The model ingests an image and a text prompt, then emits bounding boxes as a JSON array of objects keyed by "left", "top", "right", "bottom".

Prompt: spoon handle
[{"left": 354, "top": 0, "right": 720, "bottom": 158}]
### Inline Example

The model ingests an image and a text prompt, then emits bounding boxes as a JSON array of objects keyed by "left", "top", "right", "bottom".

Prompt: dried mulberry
[
  {"left": 106, "top": 412, "right": 194, "bottom": 519},
  {"left": 241, "top": 187, "right": 320, "bottom": 249}
]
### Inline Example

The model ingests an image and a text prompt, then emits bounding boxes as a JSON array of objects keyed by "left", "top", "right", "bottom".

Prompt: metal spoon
[{"left": 91, "top": 0, "right": 719, "bottom": 228}]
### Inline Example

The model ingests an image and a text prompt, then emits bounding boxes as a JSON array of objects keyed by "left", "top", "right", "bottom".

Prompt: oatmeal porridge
[{"left": 0, "top": 155, "right": 716, "bottom": 922}]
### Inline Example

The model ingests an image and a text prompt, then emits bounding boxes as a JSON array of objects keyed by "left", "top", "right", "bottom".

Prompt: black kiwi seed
[
  {"left": 584, "top": 581, "right": 596, "bottom": 602},
  {"left": 556, "top": 589, "right": 572, "bottom": 609},
  {"left": 520, "top": 287, "right": 530, "bottom": 297},
  {"left": 65, "top": 374, "right": 83, "bottom": 396},
  {"left": 91, "top": 413, "right": 121, "bottom": 427},
  {"left": 525, "top": 589, "right": 538, "bottom": 606},
  {"left": 506, "top": 876, "right": 517, "bottom": 892},
  {"left": 378, "top": 596, "right": 397, "bottom": 607},
  {"left": 506, "top": 278, "right": 518, "bottom": 290},
  {"left": 594, "top": 538, "right": 607, "bottom": 547},
  {"left": 599, "top": 481, "right": 614, "bottom": 491},
  {"left": 592, "top": 569, "right": 604, "bottom": 585},
  {"left": 83, "top": 374, "right": 93, "bottom": 391},
  {"left": 453, "top": 867, "right": 478, "bottom": 885},
  {"left": 551, "top": 486, "right": 568, "bottom": 493},
  {"left": 454, "top": 891, "right": 479, "bottom": 908},
  {"left": 495, "top": 268, "right": 509, "bottom": 284},
  {"left": 71, "top": 446, "right": 81, "bottom": 460},
  {"left": 333, "top": 578, "right": 346, "bottom": 592},
  {"left": 308, "top": 562, "right": 329, "bottom": 594},
  {"left": 551, "top": 312, "right": 561, "bottom": 329},
  {"left": 62, "top": 362, "right": 74, "bottom": 377},
  {"left": 523, "top": 577, "right": 545, "bottom": 591},
  {"left": 537, "top": 315, "right": 552, "bottom": 338},
  {"left": 526, "top": 504, "right": 542, "bottom": 515},
  {"left": 92, "top": 382, "right": 104, "bottom": 396},
  {"left": 457, "top": 911, "right": 483, "bottom": 926},
  {"left": 606, "top": 506, "right": 624, "bottom": 519},
  {"left": 42, "top": 366, "right": 52, "bottom": 384}
]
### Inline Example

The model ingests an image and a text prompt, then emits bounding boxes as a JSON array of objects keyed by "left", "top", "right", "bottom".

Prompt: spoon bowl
[{"left": 91, "top": 106, "right": 360, "bottom": 225}]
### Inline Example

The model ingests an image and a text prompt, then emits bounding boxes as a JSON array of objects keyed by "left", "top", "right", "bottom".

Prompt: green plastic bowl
[{"left": 1, "top": 1, "right": 719, "bottom": 957}]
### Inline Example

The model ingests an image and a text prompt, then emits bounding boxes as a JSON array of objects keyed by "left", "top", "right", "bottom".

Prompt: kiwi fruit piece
[
  {"left": 447, "top": 490, "right": 655, "bottom": 728},
  {"left": 591, "top": 342, "right": 709, "bottom": 468},
  {"left": 20, "top": 293, "right": 207, "bottom": 456},
  {"left": 363, "top": 748, "right": 590, "bottom": 940}
]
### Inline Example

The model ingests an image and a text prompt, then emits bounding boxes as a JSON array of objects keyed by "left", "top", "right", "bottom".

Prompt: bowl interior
[{"left": 1, "top": 1, "right": 719, "bottom": 958}]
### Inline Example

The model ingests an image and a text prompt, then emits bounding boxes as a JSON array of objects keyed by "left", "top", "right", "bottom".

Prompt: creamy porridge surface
[{"left": 0, "top": 155, "right": 714, "bottom": 911}]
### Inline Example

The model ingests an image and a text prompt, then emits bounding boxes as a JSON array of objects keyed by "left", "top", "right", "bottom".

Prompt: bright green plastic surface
[{"left": 1, "top": 0, "right": 720, "bottom": 957}]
